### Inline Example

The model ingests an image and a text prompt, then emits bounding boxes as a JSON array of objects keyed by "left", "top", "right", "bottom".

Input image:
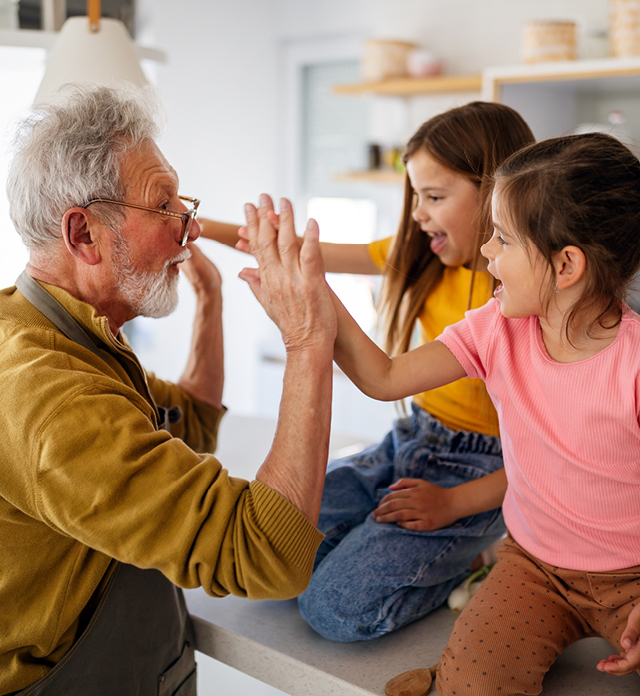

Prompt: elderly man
[{"left": 0, "top": 85, "right": 336, "bottom": 695}]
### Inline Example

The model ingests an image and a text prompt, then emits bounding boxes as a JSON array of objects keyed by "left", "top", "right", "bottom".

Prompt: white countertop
[
  {"left": 187, "top": 414, "right": 640, "bottom": 695},
  {"left": 186, "top": 590, "right": 639, "bottom": 696},
  {"left": 186, "top": 589, "right": 452, "bottom": 696}
]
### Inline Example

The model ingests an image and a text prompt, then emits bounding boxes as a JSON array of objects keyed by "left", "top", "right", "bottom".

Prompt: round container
[
  {"left": 407, "top": 49, "right": 443, "bottom": 78},
  {"left": 521, "top": 20, "right": 577, "bottom": 63},
  {"left": 361, "top": 39, "right": 417, "bottom": 83},
  {"left": 610, "top": 0, "right": 640, "bottom": 57}
]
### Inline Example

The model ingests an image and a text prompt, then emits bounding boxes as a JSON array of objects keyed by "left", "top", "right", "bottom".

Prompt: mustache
[{"left": 166, "top": 248, "right": 192, "bottom": 268}]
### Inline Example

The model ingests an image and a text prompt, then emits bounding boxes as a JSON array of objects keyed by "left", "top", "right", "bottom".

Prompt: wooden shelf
[
  {"left": 333, "top": 74, "right": 482, "bottom": 96},
  {"left": 334, "top": 170, "right": 405, "bottom": 184}
]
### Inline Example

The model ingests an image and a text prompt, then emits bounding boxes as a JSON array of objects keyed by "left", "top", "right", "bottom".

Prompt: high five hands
[{"left": 238, "top": 194, "right": 336, "bottom": 353}]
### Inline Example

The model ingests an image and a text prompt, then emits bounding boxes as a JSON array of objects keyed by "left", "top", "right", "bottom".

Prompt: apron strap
[
  {"left": 14, "top": 271, "right": 182, "bottom": 431},
  {"left": 15, "top": 271, "right": 105, "bottom": 360}
]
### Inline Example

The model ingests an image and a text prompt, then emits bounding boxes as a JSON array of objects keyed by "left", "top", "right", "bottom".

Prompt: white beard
[{"left": 112, "top": 232, "right": 191, "bottom": 318}]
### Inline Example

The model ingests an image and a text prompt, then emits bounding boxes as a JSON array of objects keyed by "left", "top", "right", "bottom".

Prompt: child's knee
[{"left": 298, "top": 581, "right": 365, "bottom": 642}]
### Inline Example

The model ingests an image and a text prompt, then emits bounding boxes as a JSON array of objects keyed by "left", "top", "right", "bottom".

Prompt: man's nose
[{"left": 187, "top": 217, "right": 201, "bottom": 244}]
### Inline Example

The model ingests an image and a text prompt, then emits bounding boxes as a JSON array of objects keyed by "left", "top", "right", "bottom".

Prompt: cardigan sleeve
[{"left": 33, "top": 380, "right": 323, "bottom": 600}]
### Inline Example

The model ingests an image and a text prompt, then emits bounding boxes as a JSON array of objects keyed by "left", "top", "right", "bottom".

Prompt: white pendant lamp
[{"left": 34, "top": 0, "right": 149, "bottom": 105}]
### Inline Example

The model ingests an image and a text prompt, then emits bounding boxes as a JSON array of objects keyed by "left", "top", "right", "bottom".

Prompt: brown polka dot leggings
[{"left": 436, "top": 533, "right": 640, "bottom": 695}]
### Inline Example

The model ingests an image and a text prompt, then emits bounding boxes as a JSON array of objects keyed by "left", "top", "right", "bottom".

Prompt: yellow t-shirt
[{"left": 369, "top": 237, "right": 499, "bottom": 437}]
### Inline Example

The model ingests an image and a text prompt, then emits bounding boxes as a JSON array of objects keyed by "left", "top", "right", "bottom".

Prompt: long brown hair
[
  {"left": 494, "top": 132, "right": 640, "bottom": 342},
  {"left": 379, "top": 102, "right": 535, "bottom": 357}
]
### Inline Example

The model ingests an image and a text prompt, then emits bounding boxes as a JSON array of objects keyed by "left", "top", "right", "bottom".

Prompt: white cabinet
[{"left": 483, "top": 56, "right": 640, "bottom": 145}]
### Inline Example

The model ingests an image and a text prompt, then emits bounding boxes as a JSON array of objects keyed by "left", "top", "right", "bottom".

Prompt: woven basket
[
  {"left": 610, "top": 0, "right": 640, "bottom": 56},
  {"left": 362, "top": 39, "right": 417, "bottom": 82},
  {"left": 521, "top": 20, "right": 577, "bottom": 63}
]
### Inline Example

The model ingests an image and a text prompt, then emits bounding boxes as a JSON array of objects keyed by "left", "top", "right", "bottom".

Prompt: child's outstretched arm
[
  {"left": 315, "top": 242, "right": 380, "bottom": 274},
  {"left": 199, "top": 218, "right": 243, "bottom": 249},
  {"left": 202, "top": 216, "right": 380, "bottom": 275},
  {"left": 597, "top": 603, "right": 640, "bottom": 676},
  {"left": 331, "top": 289, "right": 466, "bottom": 402}
]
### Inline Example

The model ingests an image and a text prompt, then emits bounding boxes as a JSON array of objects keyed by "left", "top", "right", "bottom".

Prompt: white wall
[
  {"left": 274, "top": 0, "right": 608, "bottom": 65},
  {"left": 132, "top": 0, "right": 281, "bottom": 420}
]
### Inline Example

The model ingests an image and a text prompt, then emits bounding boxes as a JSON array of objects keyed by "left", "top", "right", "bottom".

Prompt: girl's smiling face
[
  {"left": 406, "top": 149, "right": 485, "bottom": 269},
  {"left": 481, "top": 189, "right": 551, "bottom": 319}
]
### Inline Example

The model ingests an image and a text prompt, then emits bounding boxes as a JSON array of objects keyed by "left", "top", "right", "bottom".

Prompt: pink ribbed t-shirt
[{"left": 439, "top": 299, "right": 640, "bottom": 572}]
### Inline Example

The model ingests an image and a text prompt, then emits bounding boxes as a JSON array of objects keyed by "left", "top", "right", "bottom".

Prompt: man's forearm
[
  {"left": 240, "top": 195, "right": 337, "bottom": 525},
  {"left": 177, "top": 293, "right": 224, "bottom": 409},
  {"left": 255, "top": 347, "right": 333, "bottom": 525}
]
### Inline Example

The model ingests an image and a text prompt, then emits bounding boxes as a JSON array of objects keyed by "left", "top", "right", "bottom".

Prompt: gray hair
[{"left": 6, "top": 83, "right": 164, "bottom": 248}]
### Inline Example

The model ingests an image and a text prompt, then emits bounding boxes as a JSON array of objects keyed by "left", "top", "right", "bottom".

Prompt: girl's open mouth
[
  {"left": 494, "top": 283, "right": 504, "bottom": 296},
  {"left": 429, "top": 232, "right": 447, "bottom": 255}
]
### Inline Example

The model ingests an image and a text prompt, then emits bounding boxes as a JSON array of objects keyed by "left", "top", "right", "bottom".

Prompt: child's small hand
[
  {"left": 372, "top": 478, "right": 459, "bottom": 531},
  {"left": 596, "top": 603, "right": 640, "bottom": 676},
  {"left": 236, "top": 226, "right": 251, "bottom": 254},
  {"left": 237, "top": 210, "right": 281, "bottom": 255}
]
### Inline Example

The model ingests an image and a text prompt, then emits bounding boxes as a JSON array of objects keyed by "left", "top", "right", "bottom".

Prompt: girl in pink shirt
[{"left": 324, "top": 132, "right": 640, "bottom": 693}]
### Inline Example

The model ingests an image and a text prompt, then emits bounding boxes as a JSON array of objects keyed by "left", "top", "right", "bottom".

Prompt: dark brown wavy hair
[
  {"left": 493, "top": 132, "right": 640, "bottom": 342},
  {"left": 379, "top": 101, "right": 535, "bottom": 357}
]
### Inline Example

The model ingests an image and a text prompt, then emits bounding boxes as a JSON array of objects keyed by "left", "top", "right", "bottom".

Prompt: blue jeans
[{"left": 298, "top": 403, "right": 505, "bottom": 642}]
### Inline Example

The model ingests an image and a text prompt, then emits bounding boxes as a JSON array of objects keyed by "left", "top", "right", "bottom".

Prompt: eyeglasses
[{"left": 84, "top": 195, "right": 200, "bottom": 247}]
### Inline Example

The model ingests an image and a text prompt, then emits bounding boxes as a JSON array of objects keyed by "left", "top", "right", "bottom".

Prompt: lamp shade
[{"left": 34, "top": 16, "right": 148, "bottom": 105}]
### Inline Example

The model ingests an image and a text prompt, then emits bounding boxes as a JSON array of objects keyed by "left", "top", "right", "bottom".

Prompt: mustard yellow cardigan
[{"left": 0, "top": 281, "right": 322, "bottom": 693}]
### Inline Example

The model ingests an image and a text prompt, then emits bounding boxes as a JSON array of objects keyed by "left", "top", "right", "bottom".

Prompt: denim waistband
[{"left": 409, "top": 402, "right": 502, "bottom": 458}]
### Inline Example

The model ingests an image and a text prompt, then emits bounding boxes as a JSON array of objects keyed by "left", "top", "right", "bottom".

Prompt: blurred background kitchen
[{"left": 1, "top": 1, "right": 638, "bottom": 692}]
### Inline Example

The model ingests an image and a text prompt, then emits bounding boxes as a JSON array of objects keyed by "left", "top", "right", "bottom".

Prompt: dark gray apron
[{"left": 13, "top": 272, "right": 197, "bottom": 696}]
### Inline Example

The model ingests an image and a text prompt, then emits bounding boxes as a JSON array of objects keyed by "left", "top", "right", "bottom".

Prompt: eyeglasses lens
[{"left": 180, "top": 209, "right": 198, "bottom": 246}]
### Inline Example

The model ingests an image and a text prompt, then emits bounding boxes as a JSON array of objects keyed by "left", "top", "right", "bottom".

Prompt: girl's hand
[
  {"left": 373, "top": 478, "right": 460, "bottom": 531},
  {"left": 596, "top": 603, "right": 640, "bottom": 676},
  {"left": 237, "top": 210, "right": 280, "bottom": 255},
  {"left": 235, "top": 228, "right": 250, "bottom": 254}
]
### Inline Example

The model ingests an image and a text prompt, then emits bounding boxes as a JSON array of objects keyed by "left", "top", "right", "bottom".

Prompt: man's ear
[
  {"left": 554, "top": 245, "right": 587, "bottom": 292},
  {"left": 61, "top": 208, "right": 102, "bottom": 266}
]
